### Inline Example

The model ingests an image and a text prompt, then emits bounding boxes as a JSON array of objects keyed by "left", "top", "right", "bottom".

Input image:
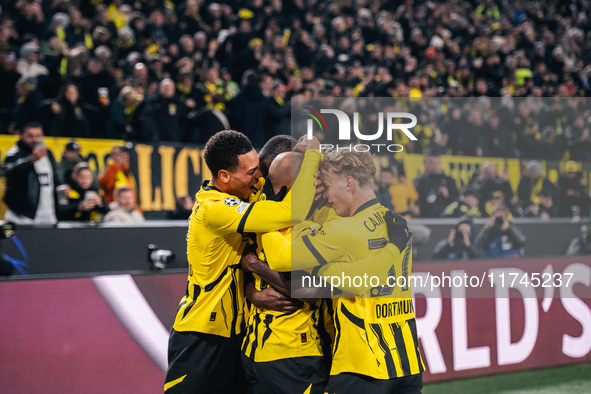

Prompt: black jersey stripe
[
  {"left": 204, "top": 265, "right": 231, "bottom": 292},
  {"left": 340, "top": 303, "right": 365, "bottom": 329},
  {"left": 249, "top": 313, "right": 262, "bottom": 359},
  {"left": 371, "top": 323, "right": 397, "bottom": 378},
  {"left": 333, "top": 309, "right": 343, "bottom": 356},
  {"left": 181, "top": 284, "right": 201, "bottom": 319},
  {"left": 303, "top": 235, "right": 329, "bottom": 266},
  {"left": 237, "top": 202, "right": 256, "bottom": 234},
  {"left": 408, "top": 318, "right": 424, "bottom": 372},
  {"left": 242, "top": 313, "right": 256, "bottom": 354},
  {"left": 391, "top": 322, "right": 411, "bottom": 376},
  {"left": 229, "top": 269, "right": 239, "bottom": 336},
  {"left": 260, "top": 315, "right": 274, "bottom": 349}
]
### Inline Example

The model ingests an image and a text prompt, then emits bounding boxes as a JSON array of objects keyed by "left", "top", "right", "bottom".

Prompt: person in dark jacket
[
  {"left": 265, "top": 81, "right": 291, "bottom": 139},
  {"left": 2, "top": 122, "right": 62, "bottom": 225},
  {"left": 432, "top": 216, "right": 484, "bottom": 260},
  {"left": 557, "top": 161, "right": 590, "bottom": 217},
  {"left": 49, "top": 82, "right": 90, "bottom": 138},
  {"left": 232, "top": 71, "right": 268, "bottom": 148},
  {"left": 140, "top": 78, "right": 187, "bottom": 142},
  {"left": 58, "top": 162, "right": 109, "bottom": 222},
  {"left": 414, "top": 154, "right": 459, "bottom": 217},
  {"left": 375, "top": 167, "right": 394, "bottom": 211},
  {"left": 517, "top": 160, "right": 558, "bottom": 211},
  {"left": 475, "top": 205, "right": 527, "bottom": 258}
]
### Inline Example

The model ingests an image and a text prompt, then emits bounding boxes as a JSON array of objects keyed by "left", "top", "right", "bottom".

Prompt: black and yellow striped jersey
[
  {"left": 242, "top": 227, "right": 324, "bottom": 362},
  {"left": 172, "top": 150, "right": 321, "bottom": 338},
  {"left": 286, "top": 199, "right": 424, "bottom": 380}
]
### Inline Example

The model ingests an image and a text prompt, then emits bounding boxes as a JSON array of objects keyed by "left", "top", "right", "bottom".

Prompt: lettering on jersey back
[{"left": 364, "top": 212, "right": 385, "bottom": 232}]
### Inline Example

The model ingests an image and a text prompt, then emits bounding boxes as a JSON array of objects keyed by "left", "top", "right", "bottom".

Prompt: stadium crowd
[
  {"left": 0, "top": 0, "right": 590, "bottom": 224},
  {"left": 2, "top": 0, "right": 591, "bottom": 150}
]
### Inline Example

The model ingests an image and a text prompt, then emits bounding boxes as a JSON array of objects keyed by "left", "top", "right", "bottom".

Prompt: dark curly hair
[
  {"left": 203, "top": 130, "right": 254, "bottom": 177},
  {"left": 258, "top": 134, "right": 296, "bottom": 177}
]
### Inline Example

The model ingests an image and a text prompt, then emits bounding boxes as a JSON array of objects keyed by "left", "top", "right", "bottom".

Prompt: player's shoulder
[{"left": 196, "top": 182, "right": 248, "bottom": 214}]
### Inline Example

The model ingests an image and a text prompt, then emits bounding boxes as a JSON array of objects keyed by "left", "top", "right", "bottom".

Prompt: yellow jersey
[
  {"left": 283, "top": 199, "right": 424, "bottom": 380},
  {"left": 172, "top": 150, "right": 321, "bottom": 338}
]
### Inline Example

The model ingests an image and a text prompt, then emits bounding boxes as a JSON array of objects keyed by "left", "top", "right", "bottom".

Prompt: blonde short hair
[{"left": 319, "top": 149, "right": 376, "bottom": 187}]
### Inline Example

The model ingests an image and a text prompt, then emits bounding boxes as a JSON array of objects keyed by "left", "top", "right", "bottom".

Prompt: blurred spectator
[
  {"left": 389, "top": 165, "right": 419, "bottom": 218},
  {"left": 58, "top": 162, "right": 109, "bottom": 222},
  {"left": 12, "top": 76, "right": 42, "bottom": 133},
  {"left": 167, "top": 195, "right": 194, "bottom": 220},
  {"left": 265, "top": 81, "right": 291, "bottom": 137},
  {"left": 99, "top": 145, "right": 136, "bottom": 204},
  {"left": 140, "top": 78, "right": 187, "bottom": 142},
  {"left": 107, "top": 86, "right": 145, "bottom": 140},
  {"left": 483, "top": 191, "right": 508, "bottom": 216},
  {"left": 0, "top": 52, "right": 21, "bottom": 134},
  {"left": 414, "top": 154, "right": 459, "bottom": 218},
  {"left": 442, "top": 190, "right": 485, "bottom": 218},
  {"left": 189, "top": 93, "right": 230, "bottom": 144},
  {"left": 48, "top": 82, "right": 90, "bottom": 138},
  {"left": 2, "top": 0, "right": 591, "bottom": 154},
  {"left": 103, "top": 185, "right": 145, "bottom": 222},
  {"left": 475, "top": 205, "right": 527, "bottom": 258},
  {"left": 557, "top": 161, "right": 591, "bottom": 217},
  {"left": 375, "top": 167, "right": 394, "bottom": 211},
  {"left": 537, "top": 190, "right": 558, "bottom": 220},
  {"left": 566, "top": 224, "right": 591, "bottom": 256},
  {"left": 521, "top": 189, "right": 557, "bottom": 220},
  {"left": 233, "top": 71, "right": 267, "bottom": 148},
  {"left": 58, "top": 141, "right": 83, "bottom": 184},
  {"left": 3, "top": 122, "right": 61, "bottom": 225},
  {"left": 564, "top": 115, "right": 591, "bottom": 162},
  {"left": 432, "top": 216, "right": 484, "bottom": 260},
  {"left": 517, "top": 160, "right": 558, "bottom": 213},
  {"left": 76, "top": 57, "right": 115, "bottom": 138},
  {"left": 465, "top": 162, "right": 513, "bottom": 211},
  {"left": 17, "top": 42, "right": 47, "bottom": 80}
]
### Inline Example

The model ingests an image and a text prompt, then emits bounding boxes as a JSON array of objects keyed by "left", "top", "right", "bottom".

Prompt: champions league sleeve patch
[{"left": 224, "top": 198, "right": 240, "bottom": 206}]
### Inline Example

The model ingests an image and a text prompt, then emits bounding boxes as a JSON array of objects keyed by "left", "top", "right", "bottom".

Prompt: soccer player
[
  {"left": 164, "top": 130, "right": 321, "bottom": 393},
  {"left": 241, "top": 151, "right": 329, "bottom": 394},
  {"left": 262, "top": 149, "right": 424, "bottom": 394}
]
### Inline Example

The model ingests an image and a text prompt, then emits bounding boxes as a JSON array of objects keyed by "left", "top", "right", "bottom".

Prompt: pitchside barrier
[
  {"left": 0, "top": 136, "right": 589, "bottom": 219},
  {"left": 1, "top": 257, "right": 589, "bottom": 393},
  {"left": 0, "top": 218, "right": 582, "bottom": 275}
]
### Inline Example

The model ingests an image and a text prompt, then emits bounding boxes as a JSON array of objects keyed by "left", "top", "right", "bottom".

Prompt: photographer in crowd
[
  {"left": 475, "top": 205, "right": 527, "bottom": 258},
  {"left": 566, "top": 224, "right": 591, "bottom": 256},
  {"left": 432, "top": 216, "right": 483, "bottom": 260}
]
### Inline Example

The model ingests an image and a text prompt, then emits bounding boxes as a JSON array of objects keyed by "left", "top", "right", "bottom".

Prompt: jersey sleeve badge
[{"left": 224, "top": 197, "right": 240, "bottom": 206}]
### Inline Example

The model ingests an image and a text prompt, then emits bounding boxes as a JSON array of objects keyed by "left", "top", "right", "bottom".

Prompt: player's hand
[
  {"left": 313, "top": 171, "right": 325, "bottom": 201},
  {"left": 294, "top": 135, "right": 320, "bottom": 152},
  {"left": 385, "top": 210, "right": 411, "bottom": 251},
  {"left": 251, "top": 287, "right": 303, "bottom": 313}
]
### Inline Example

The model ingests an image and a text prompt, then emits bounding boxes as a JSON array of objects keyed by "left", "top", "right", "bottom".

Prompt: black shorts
[
  {"left": 241, "top": 354, "right": 328, "bottom": 394},
  {"left": 165, "top": 329, "right": 246, "bottom": 393},
  {"left": 324, "top": 372, "right": 422, "bottom": 394}
]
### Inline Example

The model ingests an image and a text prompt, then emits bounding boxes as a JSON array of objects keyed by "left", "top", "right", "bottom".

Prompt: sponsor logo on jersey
[{"left": 236, "top": 202, "right": 250, "bottom": 214}]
